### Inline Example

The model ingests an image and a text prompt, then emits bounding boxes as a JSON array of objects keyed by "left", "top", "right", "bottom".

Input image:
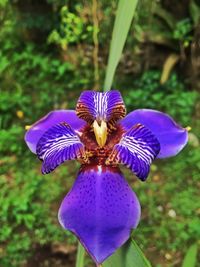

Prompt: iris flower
[{"left": 25, "top": 90, "right": 188, "bottom": 264}]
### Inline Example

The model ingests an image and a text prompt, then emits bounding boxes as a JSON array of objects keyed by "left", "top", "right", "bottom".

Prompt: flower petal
[
  {"left": 119, "top": 109, "right": 188, "bottom": 158},
  {"left": 58, "top": 166, "right": 140, "bottom": 263},
  {"left": 76, "top": 90, "right": 126, "bottom": 124},
  {"left": 25, "top": 110, "right": 86, "bottom": 154},
  {"left": 107, "top": 124, "right": 160, "bottom": 181},
  {"left": 36, "top": 123, "right": 85, "bottom": 174}
]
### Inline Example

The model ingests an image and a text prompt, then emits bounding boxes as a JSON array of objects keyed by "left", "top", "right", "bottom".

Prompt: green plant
[
  {"left": 104, "top": 0, "right": 138, "bottom": 91},
  {"left": 173, "top": 18, "right": 193, "bottom": 46},
  {"left": 182, "top": 244, "right": 198, "bottom": 267},
  {"left": 0, "top": 162, "right": 77, "bottom": 267},
  {"left": 142, "top": 3, "right": 195, "bottom": 51},
  {"left": 48, "top": 5, "right": 93, "bottom": 50},
  {"left": 122, "top": 71, "right": 197, "bottom": 125}
]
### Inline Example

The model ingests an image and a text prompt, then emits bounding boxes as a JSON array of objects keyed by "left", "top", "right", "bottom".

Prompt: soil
[
  {"left": 26, "top": 245, "right": 76, "bottom": 267},
  {"left": 26, "top": 244, "right": 95, "bottom": 267}
]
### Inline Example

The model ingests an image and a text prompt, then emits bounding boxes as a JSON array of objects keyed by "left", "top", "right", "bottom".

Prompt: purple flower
[{"left": 25, "top": 90, "right": 188, "bottom": 264}]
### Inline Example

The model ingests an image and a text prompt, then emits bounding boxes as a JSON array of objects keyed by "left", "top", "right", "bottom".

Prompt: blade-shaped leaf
[
  {"left": 182, "top": 244, "right": 198, "bottom": 267},
  {"left": 189, "top": 0, "right": 200, "bottom": 26},
  {"left": 160, "top": 53, "right": 180, "bottom": 84},
  {"left": 104, "top": 0, "right": 138, "bottom": 91},
  {"left": 153, "top": 5, "right": 176, "bottom": 30},
  {"left": 103, "top": 238, "right": 151, "bottom": 267}
]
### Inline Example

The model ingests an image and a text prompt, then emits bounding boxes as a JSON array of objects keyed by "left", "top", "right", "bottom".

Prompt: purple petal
[
  {"left": 76, "top": 90, "right": 126, "bottom": 123},
  {"left": 25, "top": 110, "right": 86, "bottom": 153},
  {"left": 36, "top": 123, "right": 85, "bottom": 174},
  {"left": 119, "top": 109, "right": 188, "bottom": 158},
  {"left": 58, "top": 166, "right": 140, "bottom": 263},
  {"left": 107, "top": 124, "right": 160, "bottom": 181}
]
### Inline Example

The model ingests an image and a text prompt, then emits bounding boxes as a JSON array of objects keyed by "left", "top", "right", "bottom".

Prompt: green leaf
[
  {"left": 153, "top": 5, "right": 176, "bottom": 30},
  {"left": 104, "top": 0, "right": 138, "bottom": 91},
  {"left": 76, "top": 242, "right": 85, "bottom": 267},
  {"left": 189, "top": 0, "right": 200, "bottom": 26},
  {"left": 182, "top": 244, "right": 198, "bottom": 267},
  {"left": 103, "top": 238, "right": 152, "bottom": 267}
]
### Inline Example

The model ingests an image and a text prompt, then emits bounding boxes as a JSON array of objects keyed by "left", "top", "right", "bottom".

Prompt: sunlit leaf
[
  {"left": 182, "top": 244, "right": 198, "bottom": 267},
  {"left": 160, "top": 53, "right": 179, "bottom": 84},
  {"left": 104, "top": 0, "right": 139, "bottom": 91},
  {"left": 103, "top": 238, "right": 151, "bottom": 267}
]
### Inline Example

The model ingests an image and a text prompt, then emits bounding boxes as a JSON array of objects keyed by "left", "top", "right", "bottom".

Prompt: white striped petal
[
  {"left": 76, "top": 90, "right": 126, "bottom": 123},
  {"left": 106, "top": 124, "right": 160, "bottom": 181},
  {"left": 36, "top": 123, "right": 85, "bottom": 174}
]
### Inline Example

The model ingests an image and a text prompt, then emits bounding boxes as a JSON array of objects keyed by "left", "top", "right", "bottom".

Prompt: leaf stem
[{"left": 76, "top": 242, "right": 85, "bottom": 267}]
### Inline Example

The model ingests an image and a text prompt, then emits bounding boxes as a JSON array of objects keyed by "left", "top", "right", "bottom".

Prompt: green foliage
[
  {"left": 48, "top": 5, "right": 93, "bottom": 50},
  {"left": 189, "top": 0, "right": 200, "bottom": 26},
  {"left": 0, "top": 125, "right": 23, "bottom": 155},
  {"left": 173, "top": 18, "right": 193, "bottom": 46},
  {"left": 182, "top": 244, "right": 198, "bottom": 267},
  {"left": 104, "top": 0, "right": 139, "bottom": 91},
  {"left": 0, "top": 162, "right": 76, "bottom": 267},
  {"left": 103, "top": 239, "right": 151, "bottom": 267},
  {"left": 134, "top": 1, "right": 198, "bottom": 53},
  {"left": 1, "top": 42, "right": 93, "bottom": 127},
  {"left": 0, "top": 0, "right": 8, "bottom": 7},
  {"left": 123, "top": 71, "right": 197, "bottom": 125}
]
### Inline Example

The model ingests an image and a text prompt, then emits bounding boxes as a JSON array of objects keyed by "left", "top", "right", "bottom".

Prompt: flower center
[
  {"left": 93, "top": 120, "right": 108, "bottom": 148},
  {"left": 79, "top": 123, "right": 125, "bottom": 166}
]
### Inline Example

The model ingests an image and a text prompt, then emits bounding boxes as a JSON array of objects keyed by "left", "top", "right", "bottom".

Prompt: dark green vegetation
[{"left": 0, "top": 0, "right": 200, "bottom": 266}]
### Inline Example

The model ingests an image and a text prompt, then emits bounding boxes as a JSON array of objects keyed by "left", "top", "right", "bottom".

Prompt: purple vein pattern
[
  {"left": 58, "top": 167, "right": 141, "bottom": 264},
  {"left": 36, "top": 123, "right": 84, "bottom": 174},
  {"left": 76, "top": 90, "right": 126, "bottom": 123},
  {"left": 108, "top": 124, "right": 160, "bottom": 181}
]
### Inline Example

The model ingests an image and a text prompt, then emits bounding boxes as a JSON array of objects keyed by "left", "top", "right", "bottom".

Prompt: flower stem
[{"left": 76, "top": 242, "right": 85, "bottom": 267}]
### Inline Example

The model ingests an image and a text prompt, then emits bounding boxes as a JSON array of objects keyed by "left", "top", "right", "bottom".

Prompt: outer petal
[
  {"left": 25, "top": 110, "right": 86, "bottom": 153},
  {"left": 76, "top": 90, "right": 126, "bottom": 123},
  {"left": 58, "top": 166, "right": 141, "bottom": 264},
  {"left": 106, "top": 124, "right": 160, "bottom": 181},
  {"left": 119, "top": 109, "right": 188, "bottom": 158},
  {"left": 36, "top": 123, "right": 85, "bottom": 174}
]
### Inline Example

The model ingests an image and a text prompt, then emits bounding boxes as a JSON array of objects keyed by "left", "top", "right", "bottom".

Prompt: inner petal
[
  {"left": 25, "top": 110, "right": 86, "bottom": 154},
  {"left": 76, "top": 90, "right": 126, "bottom": 124},
  {"left": 36, "top": 123, "right": 86, "bottom": 174},
  {"left": 58, "top": 166, "right": 141, "bottom": 264},
  {"left": 106, "top": 124, "right": 160, "bottom": 181}
]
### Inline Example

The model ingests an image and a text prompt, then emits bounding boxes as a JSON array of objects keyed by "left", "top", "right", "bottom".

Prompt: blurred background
[{"left": 0, "top": 0, "right": 200, "bottom": 266}]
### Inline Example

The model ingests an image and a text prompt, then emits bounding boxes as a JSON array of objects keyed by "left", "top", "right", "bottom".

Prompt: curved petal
[
  {"left": 58, "top": 166, "right": 141, "bottom": 264},
  {"left": 25, "top": 110, "right": 86, "bottom": 153},
  {"left": 36, "top": 123, "right": 85, "bottom": 174},
  {"left": 106, "top": 124, "right": 160, "bottom": 181},
  {"left": 119, "top": 109, "right": 188, "bottom": 158},
  {"left": 76, "top": 90, "right": 126, "bottom": 124}
]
